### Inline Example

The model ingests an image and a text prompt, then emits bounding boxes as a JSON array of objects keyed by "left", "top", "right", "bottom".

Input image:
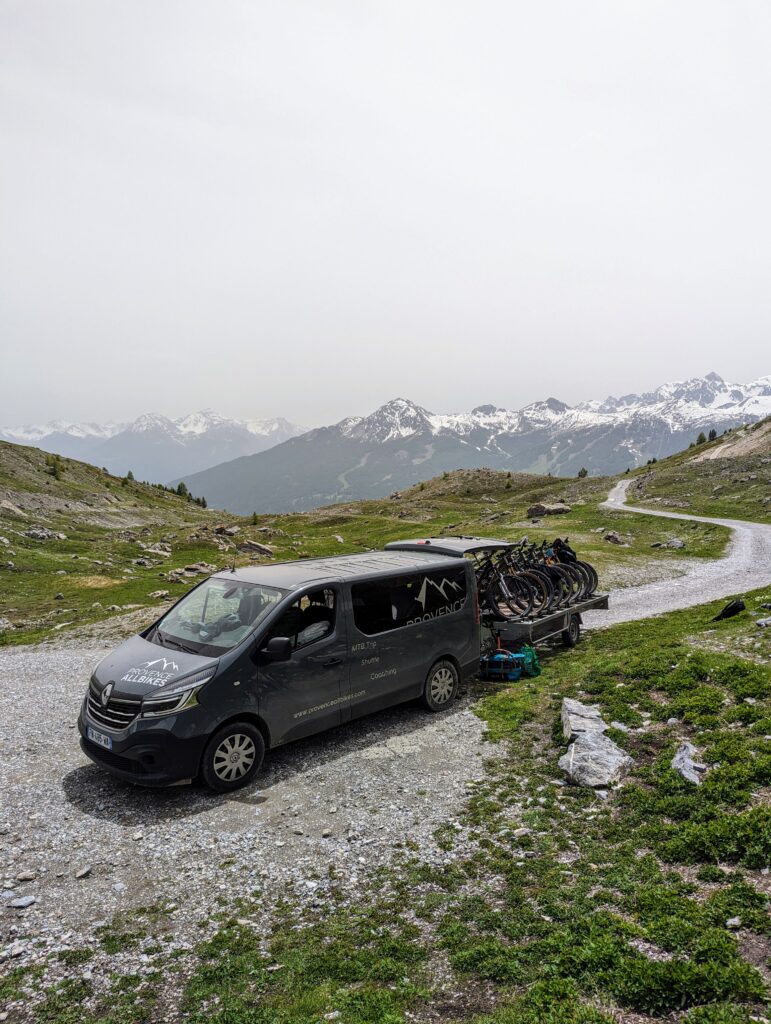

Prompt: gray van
[{"left": 78, "top": 550, "right": 478, "bottom": 791}]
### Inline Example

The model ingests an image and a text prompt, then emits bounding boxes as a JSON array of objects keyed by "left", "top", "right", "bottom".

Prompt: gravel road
[
  {"left": 583, "top": 479, "right": 771, "bottom": 628},
  {"left": 0, "top": 643, "right": 493, "bottom": 974}
]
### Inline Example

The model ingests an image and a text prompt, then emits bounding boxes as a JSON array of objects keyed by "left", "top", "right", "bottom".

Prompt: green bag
[{"left": 520, "top": 644, "right": 541, "bottom": 677}]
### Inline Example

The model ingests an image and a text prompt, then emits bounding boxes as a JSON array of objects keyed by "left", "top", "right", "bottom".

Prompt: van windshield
[{"left": 150, "top": 579, "right": 287, "bottom": 656}]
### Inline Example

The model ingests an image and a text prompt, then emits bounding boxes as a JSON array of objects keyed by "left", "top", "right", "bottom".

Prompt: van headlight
[{"left": 140, "top": 667, "right": 217, "bottom": 718}]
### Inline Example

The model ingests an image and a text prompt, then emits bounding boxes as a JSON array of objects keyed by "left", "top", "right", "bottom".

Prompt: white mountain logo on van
[
  {"left": 416, "top": 575, "right": 463, "bottom": 611},
  {"left": 120, "top": 657, "right": 180, "bottom": 687}
]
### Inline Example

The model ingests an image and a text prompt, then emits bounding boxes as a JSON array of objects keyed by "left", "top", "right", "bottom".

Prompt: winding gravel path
[{"left": 583, "top": 479, "right": 771, "bottom": 628}]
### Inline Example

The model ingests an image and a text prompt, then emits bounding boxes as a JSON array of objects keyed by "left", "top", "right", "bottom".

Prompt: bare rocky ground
[{"left": 0, "top": 640, "right": 495, "bottom": 991}]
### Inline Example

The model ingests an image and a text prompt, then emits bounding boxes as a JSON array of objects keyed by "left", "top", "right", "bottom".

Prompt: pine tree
[
  {"left": 708, "top": 428, "right": 717, "bottom": 441},
  {"left": 696, "top": 431, "right": 707, "bottom": 445},
  {"left": 577, "top": 467, "right": 588, "bottom": 479},
  {"left": 126, "top": 469, "right": 135, "bottom": 481},
  {"left": 176, "top": 482, "right": 189, "bottom": 497}
]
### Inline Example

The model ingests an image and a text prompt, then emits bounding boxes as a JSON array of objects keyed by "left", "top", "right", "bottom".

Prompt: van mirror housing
[{"left": 263, "top": 636, "right": 292, "bottom": 662}]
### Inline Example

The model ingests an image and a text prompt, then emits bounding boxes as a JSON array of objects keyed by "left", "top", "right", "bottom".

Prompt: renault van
[{"left": 78, "top": 550, "right": 478, "bottom": 791}]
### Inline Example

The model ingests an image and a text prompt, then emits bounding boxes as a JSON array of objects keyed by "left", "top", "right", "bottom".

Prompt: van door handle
[{"left": 323, "top": 657, "right": 343, "bottom": 668}]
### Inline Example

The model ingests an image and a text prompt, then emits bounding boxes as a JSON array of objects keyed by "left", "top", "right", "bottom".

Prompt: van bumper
[{"left": 78, "top": 707, "right": 208, "bottom": 787}]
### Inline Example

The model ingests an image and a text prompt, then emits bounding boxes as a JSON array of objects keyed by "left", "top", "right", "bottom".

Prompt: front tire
[
  {"left": 421, "top": 659, "right": 459, "bottom": 712},
  {"left": 200, "top": 721, "right": 265, "bottom": 792}
]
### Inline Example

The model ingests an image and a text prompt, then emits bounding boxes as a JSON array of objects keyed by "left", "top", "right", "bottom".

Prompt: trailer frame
[{"left": 481, "top": 592, "right": 609, "bottom": 651}]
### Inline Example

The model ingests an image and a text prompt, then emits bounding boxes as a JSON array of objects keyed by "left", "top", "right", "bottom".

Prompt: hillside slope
[
  {"left": 628, "top": 416, "right": 771, "bottom": 523},
  {"left": 1, "top": 439, "right": 729, "bottom": 646}
]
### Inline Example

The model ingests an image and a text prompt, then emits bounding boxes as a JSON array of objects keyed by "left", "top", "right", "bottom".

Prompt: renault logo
[{"left": 101, "top": 682, "right": 114, "bottom": 708}]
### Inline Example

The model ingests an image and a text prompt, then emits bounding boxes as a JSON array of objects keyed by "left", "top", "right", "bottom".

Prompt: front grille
[{"left": 87, "top": 684, "right": 141, "bottom": 731}]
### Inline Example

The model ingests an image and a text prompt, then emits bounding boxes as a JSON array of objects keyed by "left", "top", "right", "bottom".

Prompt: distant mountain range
[
  {"left": 0, "top": 411, "right": 306, "bottom": 483},
  {"left": 173, "top": 372, "right": 771, "bottom": 513}
]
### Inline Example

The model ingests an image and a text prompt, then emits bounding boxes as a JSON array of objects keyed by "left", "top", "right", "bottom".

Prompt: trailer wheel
[
  {"left": 562, "top": 615, "right": 580, "bottom": 648},
  {"left": 421, "top": 659, "right": 459, "bottom": 711}
]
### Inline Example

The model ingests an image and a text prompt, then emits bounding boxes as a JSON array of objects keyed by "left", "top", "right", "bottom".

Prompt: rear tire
[
  {"left": 562, "top": 615, "right": 581, "bottom": 647},
  {"left": 200, "top": 721, "right": 265, "bottom": 792},
  {"left": 422, "top": 659, "right": 459, "bottom": 712}
]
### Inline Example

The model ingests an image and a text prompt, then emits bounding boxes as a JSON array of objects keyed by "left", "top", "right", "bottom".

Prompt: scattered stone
[
  {"left": 149, "top": 590, "right": 171, "bottom": 599},
  {"left": 238, "top": 540, "right": 275, "bottom": 557},
  {"left": 671, "top": 742, "right": 707, "bottom": 785},
  {"left": 0, "top": 617, "right": 14, "bottom": 632},
  {"left": 559, "top": 732, "right": 633, "bottom": 788},
  {"left": 756, "top": 618, "right": 771, "bottom": 628},
  {"left": 527, "top": 502, "right": 572, "bottom": 518},
  {"left": 54, "top": 592, "right": 64, "bottom": 600},
  {"left": 132, "top": 831, "right": 144, "bottom": 841},
  {"left": 665, "top": 538, "right": 685, "bottom": 549},
  {"left": 215, "top": 525, "right": 240, "bottom": 536},
  {"left": 75, "top": 866, "right": 92, "bottom": 879},
  {"left": 15, "top": 870, "right": 36, "bottom": 882},
  {"left": 726, "top": 916, "right": 742, "bottom": 930},
  {"left": 25, "top": 527, "right": 66, "bottom": 541},
  {"left": 333, "top": 535, "right": 344, "bottom": 544},
  {"left": 561, "top": 698, "right": 607, "bottom": 741},
  {"left": 713, "top": 599, "right": 745, "bottom": 622},
  {"left": 603, "top": 531, "right": 623, "bottom": 544},
  {"left": 7, "top": 895, "right": 36, "bottom": 909}
]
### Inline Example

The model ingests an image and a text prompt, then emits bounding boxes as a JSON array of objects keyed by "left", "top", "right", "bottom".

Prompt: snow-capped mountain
[
  {"left": 0, "top": 410, "right": 306, "bottom": 483},
  {"left": 176, "top": 372, "right": 771, "bottom": 513}
]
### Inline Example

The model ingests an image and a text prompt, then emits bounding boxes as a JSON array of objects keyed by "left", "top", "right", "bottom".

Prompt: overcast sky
[{"left": 1, "top": 1, "right": 770, "bottom": 427}]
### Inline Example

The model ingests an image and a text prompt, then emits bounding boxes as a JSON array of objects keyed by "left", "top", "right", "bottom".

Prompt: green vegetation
[
  {"left": 630, "top": 416, "right": 771, "bottom": 523},
  {"left": 1, "top": 441, "right": 730, "bottom": 646}
]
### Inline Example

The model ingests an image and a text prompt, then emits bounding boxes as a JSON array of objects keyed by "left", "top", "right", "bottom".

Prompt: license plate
[{"left": 88, "top": 726, "right": 112, "bottom": 750}]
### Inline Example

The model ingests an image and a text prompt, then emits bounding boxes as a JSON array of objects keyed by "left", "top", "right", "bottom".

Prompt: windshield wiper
[{"left": 154, "top": 630, "right": 198, "bottom": 655}]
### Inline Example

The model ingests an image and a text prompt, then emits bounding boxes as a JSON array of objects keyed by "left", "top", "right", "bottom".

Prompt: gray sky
[{"left": 1, "top": 0, "right": 770, "bottom": 427}]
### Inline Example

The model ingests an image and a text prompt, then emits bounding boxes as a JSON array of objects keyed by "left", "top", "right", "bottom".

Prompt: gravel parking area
[
  {"left": 583, "top": 479, "right": 771, "bottom": 628},
  {"left": 0, "top": 643, "right": 494, "bottom": 973}
]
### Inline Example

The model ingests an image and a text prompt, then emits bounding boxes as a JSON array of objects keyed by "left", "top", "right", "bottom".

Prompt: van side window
[
  {"left": 352, "top": 568, "right": 467, "bottom": 635},
  {"left": 269, "top": 588, "right": 336, "bottom": 650}
]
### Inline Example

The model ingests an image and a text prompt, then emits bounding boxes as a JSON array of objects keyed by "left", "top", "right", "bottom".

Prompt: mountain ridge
[
  {"left": 176, "top": 372, "right": 771, "bottom": 513},
  {"left": 0, "top": 410, "right": 307, "bottom": 483}
]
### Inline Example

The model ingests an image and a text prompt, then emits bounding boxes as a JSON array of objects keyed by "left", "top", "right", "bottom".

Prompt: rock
[
  {"left": 756, "top": 618, "right": 771, "bottom": 628},
  {"left": 149, "top": 590, "right": 170, "bottom": 600},
  {"left": 333, "top": 535, "right": 344, "bottom": 544},
  {"left": 0, "top": 536, "right": 9, "bottom": 545},
  {"left": 15, "top": 870, "right": 36, "bottom": 881},
  {"left": 610, "top": 721, "right": 629, "bottom": 733},
  {"left": 25, "top": 527, "right": 66, "bottom": 541},
  {"left": 527, "top": 502, "right": 572, "bottom": 518},
  {"left": 238, "top": 540, "right": 275, "bottom": 557},
  {"left": 603, "top": 531, "right": 623, "bottom": 544},
  {"left": 561, "top": 698, "right": 607, "bottom": 741},
  {"left": 106, "top": 605, "right": 121, "bottom": 612},
  {"left": 8, "top": 895, "right": 36, "bottom": 909},
  {"left": 665, "top": 538, "right": 685, "bottom": 549},
  {"left": 671, "top": 742, "right": 707, "bottom": 785},
  {"left": 713, "top": 599, "right": 745, "bottom": 622},
  {"left": 0, "top": 617, "right": 14, "bottom": 632},
  {"left": 215, "top": 525, "right": 240, "bottom": 536},
  {"left": 54, "top": 592, "right": 64, "bottom": 600},
  {"left": 559, "top": 732, "right": 633, "bottom": 788},
  {"left": 726, "top": 916, "right": 742, "bottom": 930},
  {"left": 75, "top": 865, "right": 92, "bottom": 879}
]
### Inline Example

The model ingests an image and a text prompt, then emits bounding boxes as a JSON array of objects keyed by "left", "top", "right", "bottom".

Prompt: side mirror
[{"left": 262, "top": 636, "right": 292, "bottom": 662}]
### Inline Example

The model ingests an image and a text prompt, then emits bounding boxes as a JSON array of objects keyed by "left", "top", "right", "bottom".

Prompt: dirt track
[{"left": 583, "top": 479, "right": 771, "bottom": 628}]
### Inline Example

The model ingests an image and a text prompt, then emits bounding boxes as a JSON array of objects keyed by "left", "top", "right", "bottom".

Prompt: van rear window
[{"left": 351, "top": 567, "right": 467, "bottom": 635}]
